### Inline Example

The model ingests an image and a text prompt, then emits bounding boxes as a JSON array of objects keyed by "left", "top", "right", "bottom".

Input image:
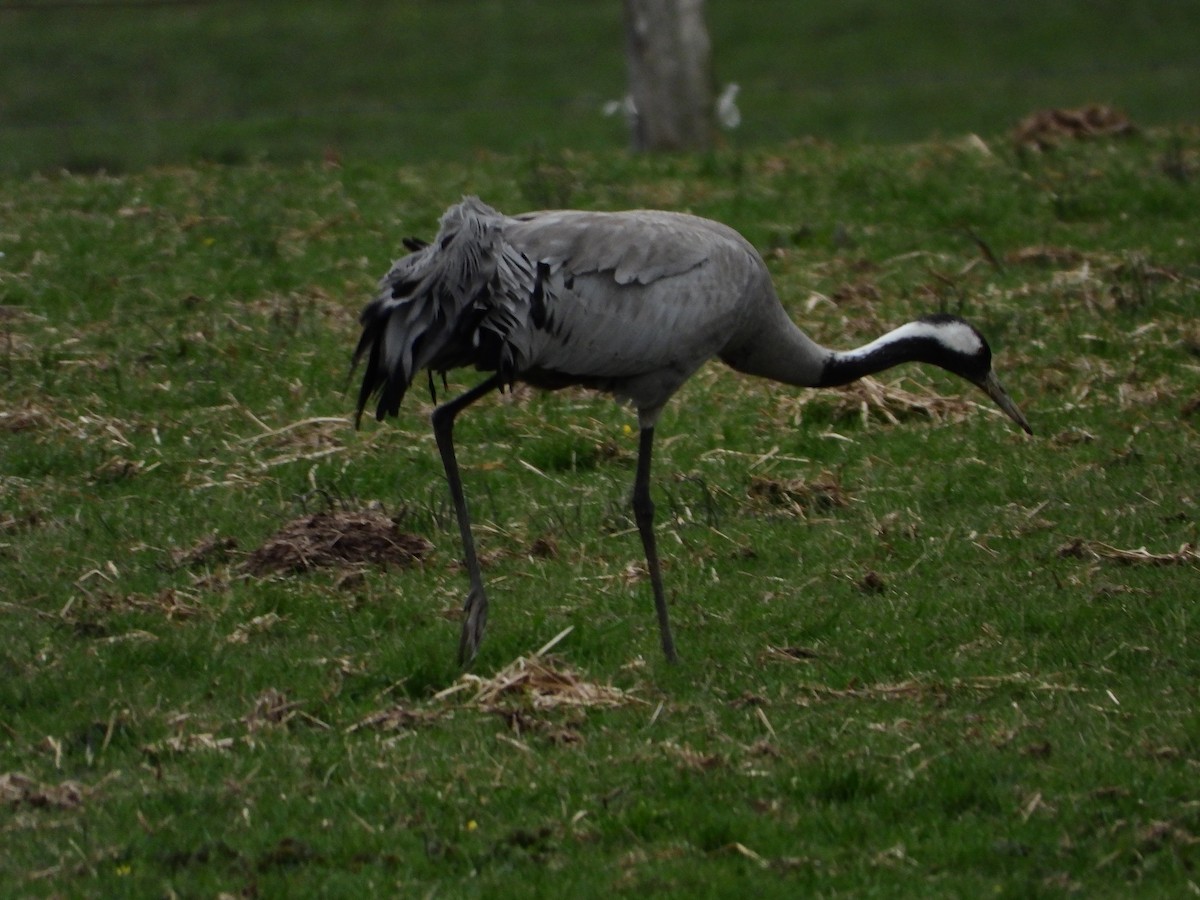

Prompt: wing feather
[{"left": 507, "top": 210, "right": 713, "bottom": 285}]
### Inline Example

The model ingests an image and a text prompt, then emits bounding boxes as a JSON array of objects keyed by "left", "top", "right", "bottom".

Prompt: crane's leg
[
  {"left": 431, "top": 374, "right": 502, "bottom": 665},
  {"left": 632, "top": 426, "right": 678, "bottom": 663}
]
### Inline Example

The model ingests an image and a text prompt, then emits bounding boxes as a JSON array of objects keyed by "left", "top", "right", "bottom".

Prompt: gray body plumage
[
  {"left": 353, "top": 196, "right": 1031, "bottom": 665},
  {"left": 355, "top": 196, "right": 819, "bottom": 426}
]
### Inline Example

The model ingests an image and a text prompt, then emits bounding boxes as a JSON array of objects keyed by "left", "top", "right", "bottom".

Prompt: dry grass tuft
[
  {"left": 1056, "top": 539, "right": 1199, "bottom": 566},
  {"left": 794, "top": 672, "right": 1085, "bottom": 707},
  {"left": 445, "top": 657, "right": 637, "bottom": 712},
  {"left": 0, "top": 403, "right": 55, "bottom": 434},
  {"left": 760, "top": 645, "right": 822, "bottom": 664},
  {"left": 346, "top": 705, "right": 444, "bottom": 734},
  {"left": 170, "top": 534, "right": 239, "bottom": 570},
  {"left": 244, "top": 510, "right": 432, "bottom": 576},
  {"left": 1005, "top": 245, "right": 1086, "bottom": 268},
  {"left": 660, "top": 740, "right": 724, "bottom": 771},
  {"left": 243, "top": 688, "right": 305, "bottom": 732},
  {"left": 0, "top": 772, "right": 87, "bottom": 810},
  {"left": 433, "top": 629, "right": 642, "bottom": 712},
  {"left": 143, "top": 733, "right": 235, "bottom": 756},
  {"left": 1012, "top": 104, "right": 1137, "bottom": 151},
  {"left": 778, "top": 376, "right": 987, "bottom": 430},
  {"left": 67, "top": 588, "right": 206, "bottom": 622},
  {"left": 747, "top": 471, "right": 847, "bottom": 516}
]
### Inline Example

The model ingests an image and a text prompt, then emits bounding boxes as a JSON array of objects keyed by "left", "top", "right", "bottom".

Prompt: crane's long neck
[
  {"left": 724, "top": 315, "right": 977, "bottom": 389},
  {"left": 817, "top": 320, "right": 976, "bottom": 387}
]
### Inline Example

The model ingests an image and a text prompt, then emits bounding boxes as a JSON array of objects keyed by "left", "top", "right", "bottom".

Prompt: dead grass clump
[
  {"left": 794, "top": 672, "right": 1084, "bottom": 707},
  {"left": 747, "top": 472, "right": 846, "bottom": 516},
  {"left": 1012, "top": 104, "right": 1136, "bottom": 151},
  {"left": 432, "top": 630, "right": 641, "bottom": 713},
  {"left": 1056, "top": 539, "right": 1199, "bottom": 566},
  {"left": 67, "top": 588, "right": 206, "bottom": 622},
  {"left": 244, "top": 511, "right": 432, "bottom": 576},
  {"left": 856, "top": 569, "right": 887, "bottom": 594},
  {"left": 444, "top": 657, "right": 636, "bottom": 712},
  {"left": 760, "top": 645, "right": 822, "bottom": 664},
  {"left": 0, "top": 507, "right": 45, "bottom": 535},
  {"left": 830, "top": 279, "right": 882, "bottom": 310},
  {"left": 235, "top": 415, "right": 349, "bottom": 464},
  {"left": 170, "top": 533, "right": 239, "bottom": 570},
  {"left": 1005, "top": 246, "right": 1085, "bottom": 268},
  {"left": 780, "top": 376, "right": 985, "bottom": 430},
  {"left": 143, "top": 733, "right": 235, "bottom": 756},
  {"left": 0, "top": 772, "right": 86, "bottom": 810},
  {"left": 346, "top": 705, "right": 444, "bottom": 733},
  {"left": 240, "top": 287, "right": 349, "bottom": 328},
  {"left": 189, "top": 414, "right": 353, "bottom": 491},
  {"left": 1116, "top": 376, "right": 1177, "bottom": 411},
  {"left": 0, "top": 307, "right": 42, "bottom": 365},
  {"left": 527, "top": 535, "right": 559, "bottom": 559},
  {"left": 0, "top": 402, "right": 55, "bottom": 433},
  {"left": 842, "top": 377, "right": 984, "bottom": 426},
  {"left": 242, "top": 688, "right": 324, "bottom": 733},
  {"left": 660, "top": 740, "right": 724, "bottom": 771},
  {"left": 91, "top": 455, "right": 147, "bottom": 482}
]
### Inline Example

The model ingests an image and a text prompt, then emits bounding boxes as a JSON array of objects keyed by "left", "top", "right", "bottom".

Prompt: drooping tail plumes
[{"left": 352, "top": 197, "right": 540, "bottom": 424}]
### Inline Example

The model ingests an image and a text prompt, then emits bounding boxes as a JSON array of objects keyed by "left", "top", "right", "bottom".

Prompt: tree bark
[{"left": 623, "top": 0, "right": 715, "bottom": 152}]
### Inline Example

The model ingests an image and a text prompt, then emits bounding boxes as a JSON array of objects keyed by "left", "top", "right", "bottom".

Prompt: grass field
[
  {"left": 3, "top": 2, "right": 1200, "bottom": 894},
  {"left": 3, "top": 128, "right": 1199, "bottom": 895},
  {"left": 3, "top": 0, "right": 1200, "bottom": 174}
]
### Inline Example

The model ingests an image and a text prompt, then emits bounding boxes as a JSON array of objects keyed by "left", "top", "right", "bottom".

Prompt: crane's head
[{"left": 917, "top": 314, "right": 1032, "bottom": 435}]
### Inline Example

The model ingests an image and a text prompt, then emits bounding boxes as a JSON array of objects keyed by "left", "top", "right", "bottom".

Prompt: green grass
[
  {"left": 2, "top": 0, "right": 1199, "bottom": 174},
  {"left": 2, "top": 132, "right": 1199, "bottom": 896}
]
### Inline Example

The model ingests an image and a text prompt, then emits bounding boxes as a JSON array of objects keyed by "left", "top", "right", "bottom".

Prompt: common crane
[{"left": 353, "top": 197, "right": 1032, "bottom": 665}]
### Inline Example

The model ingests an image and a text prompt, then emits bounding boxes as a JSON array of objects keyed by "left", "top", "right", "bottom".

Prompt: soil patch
[{"left": 244, "top": 511, "right": 431, "bottom": 576}]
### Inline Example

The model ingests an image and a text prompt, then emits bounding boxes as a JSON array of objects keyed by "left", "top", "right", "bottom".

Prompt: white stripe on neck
[{"left": 842, "top": 319, "right": 982, "bottom": 362}]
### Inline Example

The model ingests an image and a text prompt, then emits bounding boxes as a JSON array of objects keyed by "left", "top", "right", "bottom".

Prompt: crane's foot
[{"left": 457, "top": 585, "right": 489, "bottom": 666}]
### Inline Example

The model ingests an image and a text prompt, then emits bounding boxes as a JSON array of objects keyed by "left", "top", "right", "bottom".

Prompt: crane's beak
[{"left": 978, "top": 371, "right": 1033, "bottom": 435}]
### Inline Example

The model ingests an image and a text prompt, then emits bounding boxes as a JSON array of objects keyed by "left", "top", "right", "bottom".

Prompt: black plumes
[
  {"left": 351, "top": 201, "right": 539, "bottom": 427},
  {"left": 351, "top": 304, "right": 397, "bottom": 425},
  {"left": 530, "top": 261, "right": 550, "bottom": 329}
]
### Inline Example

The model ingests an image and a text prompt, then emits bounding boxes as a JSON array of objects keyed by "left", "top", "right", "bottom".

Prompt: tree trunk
[{"left": 623, "top": 0, "right": 714, "bottom": 152}]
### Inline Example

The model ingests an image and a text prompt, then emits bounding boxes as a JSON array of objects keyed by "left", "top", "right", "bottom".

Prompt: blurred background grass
[{"left": 2, "top": 0, "right": 1197, "bottom": 175}]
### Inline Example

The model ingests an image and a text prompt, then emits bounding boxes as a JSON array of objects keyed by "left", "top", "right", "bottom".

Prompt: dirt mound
[{"left": 244, "top": 511, "right": 431, "bottom": 576}]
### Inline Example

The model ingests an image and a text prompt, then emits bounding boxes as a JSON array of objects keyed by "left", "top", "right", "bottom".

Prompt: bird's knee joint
[
  {"left": 632, "top": 493, "right": 655, "bottom": 525},
  {"left": 430, "top": 407, "right": 456, "bottom": 437}
]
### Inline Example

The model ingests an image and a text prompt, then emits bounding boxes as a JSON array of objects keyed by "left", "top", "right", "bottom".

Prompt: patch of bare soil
[{"left": 244, "top": 511, "right": 431, "bottom": 576}]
